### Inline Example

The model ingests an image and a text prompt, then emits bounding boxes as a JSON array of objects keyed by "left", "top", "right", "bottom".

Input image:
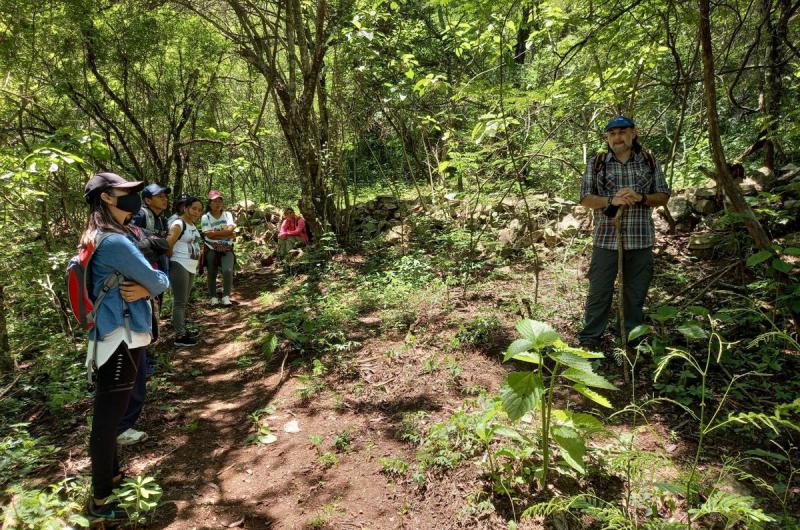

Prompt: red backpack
[{"left": 65, "top": 233, "right": 123, "bottom": 331}]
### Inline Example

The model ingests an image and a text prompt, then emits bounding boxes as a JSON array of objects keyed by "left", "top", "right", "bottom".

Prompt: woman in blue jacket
[{"left": 80, "top": 172, "right": 169, "bottom": 522}]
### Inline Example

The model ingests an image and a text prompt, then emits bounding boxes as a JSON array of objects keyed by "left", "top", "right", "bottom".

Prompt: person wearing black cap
[
  {"left": 132, "top": 183, "right": 171, "bottom": 237},
  {"left": 577, "top": 116, "right": 670, "bottom": 349},
  {"left": 79, "top": 172, "right": 170, "bottom": 522}
]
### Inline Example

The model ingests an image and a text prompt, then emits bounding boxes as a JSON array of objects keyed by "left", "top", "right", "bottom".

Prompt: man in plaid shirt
[{"left": 577, "top": 116, "right": 671, "bottom": 348}]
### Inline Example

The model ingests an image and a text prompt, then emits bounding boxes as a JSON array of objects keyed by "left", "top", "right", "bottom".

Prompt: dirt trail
[{"left": 129, "top": 267, "right": 495, "bottom": 530}]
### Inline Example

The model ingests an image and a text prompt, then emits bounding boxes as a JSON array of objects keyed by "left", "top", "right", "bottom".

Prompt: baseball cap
[
  {"left": 142, "top": 183, "right": 172, "bottom": 198},
  {"left": 604, "top": 115, "right": 636, "bottom": 131},
  {"left": 84, "top": 172, "right": 144, "bottom": 203},
  {"left": 208, "top": 190, "right": 223, "bottom": 200}
]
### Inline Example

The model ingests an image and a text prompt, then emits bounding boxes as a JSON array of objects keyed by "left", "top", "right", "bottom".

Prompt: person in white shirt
[
  {"left": 201, "top": 190, "right": 236, "bottom": 306},
  {"left": 166, "top": 196, "right": 203, "bottom": 346}
]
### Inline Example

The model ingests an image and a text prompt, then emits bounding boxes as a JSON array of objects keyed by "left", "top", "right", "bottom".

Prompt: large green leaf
[
  {"left": 628, "top": 324, "right": 653, "bottom": 342},
  {"left": 548, "top": 351, "right": 593, "bottom": 373},
  {"left": 771, "top": 258, "right": 793, "bottom": 274},
  {"left": 573, "top": 383, "right": 613, "bottom": 408},
  {"left": 508, "top": 352, "right": 542, "bottom": 365},
  {"left": 503, "top": 338, "right": 533, "bottom": 362},
  {"left": 677, "top": 322, "right": 709, "bottom": 341},
  {"left": 571, "top": 412, "right": 606, "bottom": 434},
  {"left": 554, "top": 340, "right": 604, "bottom": 358},
  {"left": 561, "top": 368, "right": 617, "bottom": 390},
  {"left": 500, "top": 372, "right": 543, "bottom": 421},
  {"left": 650, "top": 305, "right": 678, "bottom": 323},
  {"left": 552, "top": 425, "right": 586, "bottom": 474},
  {"left": 516, "top": 320, "right": 560, "bottom": 349},
  {"left": 746, "top": 250, "right": 773, "bottom": 267}
]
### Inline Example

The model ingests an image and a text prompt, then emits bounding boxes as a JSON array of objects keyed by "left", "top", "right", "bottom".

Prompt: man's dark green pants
[{"left": 578, "top": 245, "right": 653, "bottom": 345}]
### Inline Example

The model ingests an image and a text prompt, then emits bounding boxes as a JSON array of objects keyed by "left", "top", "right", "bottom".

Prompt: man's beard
[{"left": 610, "top": 139, "right": 633, "bottom": 154}]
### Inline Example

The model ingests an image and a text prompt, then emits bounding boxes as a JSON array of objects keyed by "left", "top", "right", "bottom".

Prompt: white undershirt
[{"left": 86, "top": 326, "right": 152, "bottom": 370}]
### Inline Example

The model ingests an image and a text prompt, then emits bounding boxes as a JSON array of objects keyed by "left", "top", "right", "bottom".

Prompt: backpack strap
[
  {"left": 640, "top": 148, "right": 656, "bottom": 171},
  {"left": 142, "top": 207, "right": 155, "bottom": 232},
  {"left": 85, "top": 232, "right": 129, "bottom": 385}
]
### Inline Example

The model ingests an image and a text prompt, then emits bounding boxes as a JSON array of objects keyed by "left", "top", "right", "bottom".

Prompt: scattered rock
[
  {"left": 693, "top": 199, "right": 718, "bottom": 216},
  {"left": 543, "top": 227, "right": 559, "bottom": 247},
  {"left": 688, "top": 232, "right": 723, "bottom": 258},
  {"left": 556, "top": 213, "right": 581, "bottom": 237}
]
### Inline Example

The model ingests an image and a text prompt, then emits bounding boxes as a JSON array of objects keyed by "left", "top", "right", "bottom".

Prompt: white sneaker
[
  {"left": 221, "top": 295, "right": 232, "bottom": 306},
  {"left": 210, "top": 297, "right": 219, "bottom": 306},
  {"left": 117, "top": 428, "right": 148, "bottom": 446}
]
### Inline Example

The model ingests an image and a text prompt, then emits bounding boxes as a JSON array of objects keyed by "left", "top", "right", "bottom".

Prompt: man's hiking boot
[
  {"left": 174, "top": 334, "right": 198, "bottom": 347},
  {"left": 210, "top": 297, "right": 219, "bottom": 306},
  {"left": 116, "top": 428, "right": 148, "bottom": 446},
  {"left": 221, "top": 295, "right": 232, "bottom": 306},
  {"left": 88, "top": 498, "right": 128, "bottom": 525}
]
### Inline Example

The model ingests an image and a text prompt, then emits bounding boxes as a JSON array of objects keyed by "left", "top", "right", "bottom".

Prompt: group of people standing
[
  {"left": 76, "top": 114, "right": 665, "bottom": 524},
  {"left": 77, "top": 173, "right": 308, "bottom": 522}
]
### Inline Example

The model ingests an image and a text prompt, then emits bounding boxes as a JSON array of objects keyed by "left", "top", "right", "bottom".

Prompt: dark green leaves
[{"left": 500, "top": 372, "right": 543, "bottom": 421}]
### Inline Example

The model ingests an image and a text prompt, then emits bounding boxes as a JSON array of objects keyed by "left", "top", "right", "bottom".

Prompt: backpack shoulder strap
[
  {"left": 640, "top": 148, "right": 656, "bottom": 171},
  {"left": 142, "top": 207, "right": 155, "bottom": 231},
  {"left": 592, "top": 151, "right": 606, "bottom": 173},
  {"left": 171, "top": 219, "right": 187, "bottom": 240}
]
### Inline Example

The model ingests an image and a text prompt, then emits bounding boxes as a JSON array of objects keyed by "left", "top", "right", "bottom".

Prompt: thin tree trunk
[
  {"left": 699, "top": 0, "right": 773, "bottom": 250},
  {"left": 0, "top": 284, "right": 13, "bottom": 374}
]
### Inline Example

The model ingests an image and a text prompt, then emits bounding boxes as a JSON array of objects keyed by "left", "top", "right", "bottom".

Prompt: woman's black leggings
[{"left": 90, "top": 342, "right": 142, "bottom": 499}]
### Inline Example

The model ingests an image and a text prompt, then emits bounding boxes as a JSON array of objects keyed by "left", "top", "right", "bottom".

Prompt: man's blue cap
[
  {"left": 142, "top": 183, "right": 172, "bottom": 198},
  {"left": 604, "top": 115, "right": 636, "bottom": 131}
]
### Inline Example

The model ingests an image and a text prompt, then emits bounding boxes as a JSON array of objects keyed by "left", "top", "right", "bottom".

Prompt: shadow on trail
[{"left": 143, "top": 268, "right": 309, "bottom": 528}]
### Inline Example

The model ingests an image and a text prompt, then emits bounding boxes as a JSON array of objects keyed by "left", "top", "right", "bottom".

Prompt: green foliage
[
  {"left": 0, "top": 424, "right": 57, "bottom": 490},
  {"left": 3, "top": 482, "right": 89, "bottom": 529},
  {"left": 297, "top": 359, "right": 327, "bottom": 400},
  {"left": 500, "top": 319, "right": 616, "bottom": 487},
  {"left": 333, "top": 430, "right": 353, "bottom": 453},
  {"left": 456, "top": 315, "right": 502, "bottom": 348},
  {"left": 109, "top": 476, "right": 163, "bottom": 525},
  {"left": 379, "top": 457, "right": 410, "bottom": 477}
]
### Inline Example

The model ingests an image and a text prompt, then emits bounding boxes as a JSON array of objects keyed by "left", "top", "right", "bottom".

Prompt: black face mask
[{"left": 115, "top": 193, "right": 142, "bottom": 214}]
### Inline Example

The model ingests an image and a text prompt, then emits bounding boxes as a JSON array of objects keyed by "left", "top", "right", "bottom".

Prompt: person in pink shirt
[{"left": 277, "top": 207, "right": 309, "bottom": 258}]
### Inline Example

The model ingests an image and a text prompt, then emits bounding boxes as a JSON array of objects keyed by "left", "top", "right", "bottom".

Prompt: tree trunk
[
  {"left": 699, "top": 0, "right": 773, "bottom": 251},
  {"left": 0, "top": 284, "right": 13, "bottom": 374},
  {"left": 761, "top": 0, "right": 790, "bottom": 187}
]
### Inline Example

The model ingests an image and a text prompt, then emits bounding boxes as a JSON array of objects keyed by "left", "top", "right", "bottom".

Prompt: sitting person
[{"left": 276, "top": 207, "right": 309, "bottom": 258}]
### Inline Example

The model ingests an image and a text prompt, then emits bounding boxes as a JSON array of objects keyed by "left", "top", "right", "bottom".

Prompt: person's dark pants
[
  {"left": 578, "top": 246, "right": 654, "bottom": 345},
  {"left": 117, "top": 347, "right": 147, "bottom": 435},
  {"left": 90, "top": 343, "right": 142, "bottom": 499}
]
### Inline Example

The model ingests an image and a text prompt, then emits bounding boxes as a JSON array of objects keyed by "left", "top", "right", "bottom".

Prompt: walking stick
[{"left": 614, "top": 207, "right": 630, "bottom": 385}]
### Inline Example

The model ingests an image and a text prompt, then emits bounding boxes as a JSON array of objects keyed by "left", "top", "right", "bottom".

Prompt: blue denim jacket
[{"left": 89, "top": 232, "right": 170, "bottom": 341}]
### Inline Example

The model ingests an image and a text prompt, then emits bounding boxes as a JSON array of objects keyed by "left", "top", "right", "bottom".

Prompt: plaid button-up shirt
[{"left": 580, "top": 149, "right": 670, "bottom": 250}]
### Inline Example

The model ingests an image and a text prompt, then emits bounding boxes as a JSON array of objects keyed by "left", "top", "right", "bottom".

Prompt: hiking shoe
[
  {"left": 88, "top": 498, "right": 128, "bottom": 523},
  {"left": 210, "top": 297, "right": 219, "bottom": 306},
  {"left": 174, "top": 334, "right": 198, "bottom": 347},
  {"left": 116, "top": 428, "right": 148, "bottom": 446},
  {"left": 185, "top": 328, "right": 200, "bottom": 339},
  {"left": 221, "top": 295, "right": 232, "bottom": 306}
]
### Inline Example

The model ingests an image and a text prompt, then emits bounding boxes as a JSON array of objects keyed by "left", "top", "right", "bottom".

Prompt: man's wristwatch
[{"left": 607, "top": 196, "right": 613, "bottom": 207}]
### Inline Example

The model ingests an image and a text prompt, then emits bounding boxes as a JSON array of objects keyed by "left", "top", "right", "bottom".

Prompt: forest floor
[{"left": 22, "top": 229, "right": 799, "bottom": 529}]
